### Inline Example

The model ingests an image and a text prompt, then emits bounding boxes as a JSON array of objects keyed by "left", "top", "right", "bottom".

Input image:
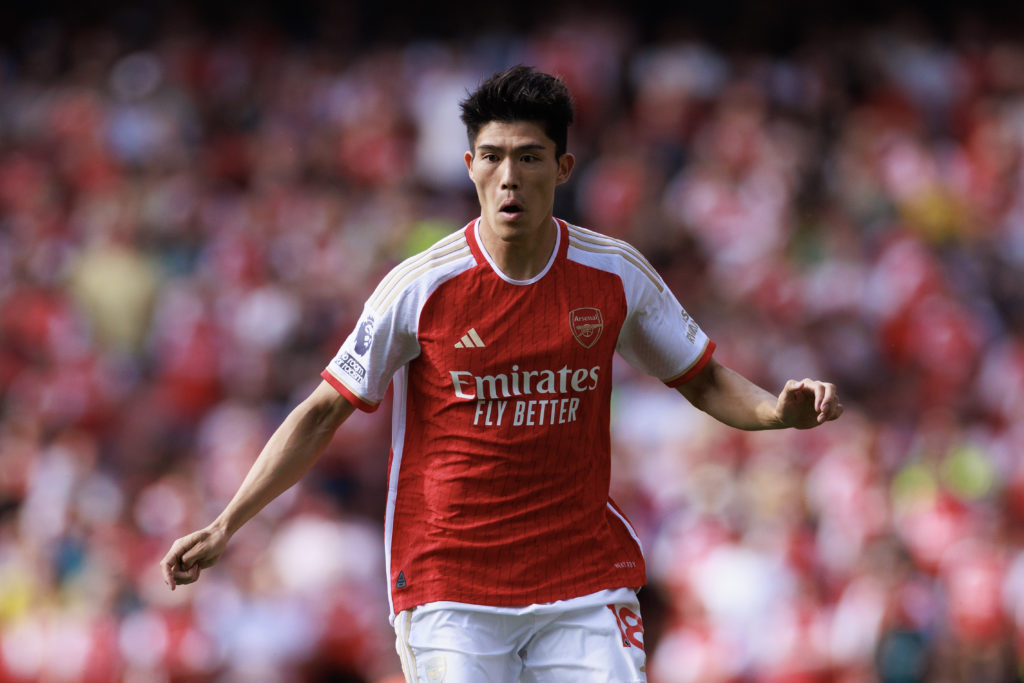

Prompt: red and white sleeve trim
[
  {"left": 663, "top": 340, "right": 716, "bottom": 388},
  {"left": 321, "top": 369, "right": 381, "bottom": 412}
]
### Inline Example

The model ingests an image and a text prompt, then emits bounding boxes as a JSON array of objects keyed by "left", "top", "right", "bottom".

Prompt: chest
[{"left": 414, "top": 262, "right": 627, "bottom": 382}]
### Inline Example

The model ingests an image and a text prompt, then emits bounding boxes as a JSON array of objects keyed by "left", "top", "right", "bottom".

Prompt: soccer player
[{"left": 161, "top": 65, "right": 843, "bottom": 682}]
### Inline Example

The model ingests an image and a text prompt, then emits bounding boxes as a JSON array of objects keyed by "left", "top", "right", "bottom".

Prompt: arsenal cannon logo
[{"left": 569, "top": 307, "right": 604, "bottom": 348}]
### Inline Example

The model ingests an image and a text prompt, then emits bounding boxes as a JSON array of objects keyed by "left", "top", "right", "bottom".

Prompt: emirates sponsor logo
[
  {"left": 570, "top": 307, "right": 603, "bottom": 348},
  {"left": 448, "top": 364, "right": 601, "bottom": 428},
  {"left": 449, "top": 365, "right": 600, "bottom": 400}
]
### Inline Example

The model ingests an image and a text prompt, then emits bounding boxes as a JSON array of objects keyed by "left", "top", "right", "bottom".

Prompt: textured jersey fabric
[{"left": 322, "top": 218, "right": 715, "bottom": 617}]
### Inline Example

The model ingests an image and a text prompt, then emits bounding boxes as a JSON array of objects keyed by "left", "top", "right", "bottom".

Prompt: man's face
[{"left": 464, "top": 120, "right": 574, "bottom": 247}]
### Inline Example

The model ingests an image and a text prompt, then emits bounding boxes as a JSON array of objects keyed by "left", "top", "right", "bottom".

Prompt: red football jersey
[{"left": 322, "top": 219, "right": 714, "bottom": 617}]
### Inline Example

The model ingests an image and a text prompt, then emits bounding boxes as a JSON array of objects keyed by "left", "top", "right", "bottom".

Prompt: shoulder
[
  {"left": 366, "top": 226, "right": 476, "bottom": 316},
  {"left": 565, "top": 222, "right": 665, "bottom": 294}
]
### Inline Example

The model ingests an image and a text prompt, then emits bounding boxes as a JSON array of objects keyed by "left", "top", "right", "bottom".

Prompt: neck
[{"left": 478, "top": 218, "right": 558, "bottom": 280}]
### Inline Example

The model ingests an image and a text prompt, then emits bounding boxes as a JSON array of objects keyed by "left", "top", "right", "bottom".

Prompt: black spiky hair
[{"left": 460, "top": 65, "right": 575, "bottom": 158}]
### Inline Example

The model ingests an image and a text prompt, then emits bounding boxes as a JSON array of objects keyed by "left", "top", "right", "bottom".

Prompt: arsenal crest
[{"left": 570, "top": 308, "right": 604, "bottom": 348}]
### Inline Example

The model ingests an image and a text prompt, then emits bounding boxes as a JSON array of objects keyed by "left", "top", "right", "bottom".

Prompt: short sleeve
[
  {"left": 322, "top": 299, "right": 420, "bottom": 412},
  {"left": 615, "top": 269, "right": 715, "bottom": 387},
  {"left": 320, "top": 228, "right": 476, "bottom": 411}
]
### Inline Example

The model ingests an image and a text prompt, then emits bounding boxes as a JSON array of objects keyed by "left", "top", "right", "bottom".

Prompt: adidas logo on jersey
[{"left": 454, "top": 328, "right": 486, "bottom": 349}]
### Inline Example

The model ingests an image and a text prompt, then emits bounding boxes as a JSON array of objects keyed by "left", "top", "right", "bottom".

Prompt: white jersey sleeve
[
  {"left": 565, "top": 224, "right": 713, "bottom": 386},
  {"left": 323, "top": 299, "right": 419, "bottom": 411},
  {"left": 322, "top": 230, "right": 476, "bottom": 410},
  {"left": 615, "top": 263, "right": 714, "bottom": 385}
]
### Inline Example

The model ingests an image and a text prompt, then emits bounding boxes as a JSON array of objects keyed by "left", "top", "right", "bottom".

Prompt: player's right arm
[{"left": 160, "top": 380, "right": 355, "bottom": 590}]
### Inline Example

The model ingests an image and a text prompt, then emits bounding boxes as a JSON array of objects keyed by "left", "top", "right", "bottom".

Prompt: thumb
[
  {"left": 181, "top": 532, "right": 225, "bottom": 570},
  {"left": 181, "top": 542, "right": 207, "bottom": 569}
]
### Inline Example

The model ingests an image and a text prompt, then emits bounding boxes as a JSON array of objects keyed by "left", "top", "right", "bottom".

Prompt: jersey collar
[{"left": 466, "top": 217, "right": 568, "bottom": 286}]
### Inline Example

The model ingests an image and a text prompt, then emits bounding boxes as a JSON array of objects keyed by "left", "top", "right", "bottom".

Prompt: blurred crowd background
[{"left": 3, "top": 0, "right": 1024, "bottom": 681}]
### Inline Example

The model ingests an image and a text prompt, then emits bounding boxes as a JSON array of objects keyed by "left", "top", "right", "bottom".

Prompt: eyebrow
[{"left": 475, "top": 143, "right": 549, "bottom": 154}]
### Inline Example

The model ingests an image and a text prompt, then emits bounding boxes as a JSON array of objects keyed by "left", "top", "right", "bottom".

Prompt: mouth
[{"left": 499, "top": 199, "right": 524, "bottom": 219}]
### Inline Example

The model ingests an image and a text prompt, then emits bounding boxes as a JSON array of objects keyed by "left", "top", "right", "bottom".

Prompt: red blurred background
[{"left": 2, "top": 1, "right": 1024, "bottom": 680}]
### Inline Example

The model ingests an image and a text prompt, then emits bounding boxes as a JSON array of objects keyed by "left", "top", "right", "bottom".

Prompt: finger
[
  {"left": 182, "top": 545, "right": 204, "bottom": 569},
  {"left": 805, "top": 379, "right": 827, "bottom": 413},
  {"left": 161, "top": 552, "right": 175, "bottom": 589},
  {"left": 817, "top": 400, "right": 844, "bottom": 423},
  {"left": 166, "top": 564, "right": 199, "bottom": 589},
  {"left": 781, "top": 379, "right": 804, "bottom": 400},
  {"left": 174, "top": 563, "right": 201, "bottom": 585},
  {"left": 819, "top": 384, "right": 838, "bottom": 416},
  {"left": 161, "top": 534, "right": 200, "bottom": 588},
  {"left": 161, "top": 544, "right": 186, "bottom": 589}
]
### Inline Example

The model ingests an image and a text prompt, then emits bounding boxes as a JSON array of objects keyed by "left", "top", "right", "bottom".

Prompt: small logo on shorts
[
  {"left": 395, "top": 570, "right": 407, "bottom": 589},
  {"left": 570, "top": 307, "right": 604, "bottom": 348},
  {"left": 425, "top": 656, "right": 446, "bottom": 682}
]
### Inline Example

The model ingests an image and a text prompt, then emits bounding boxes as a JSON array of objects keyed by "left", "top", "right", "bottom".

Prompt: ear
[
  {"left": 464, "top": 150, "right": 474, "bottom": 179},
  {"left": 556, "top": 153, "right": 575, "bottom": 185}
]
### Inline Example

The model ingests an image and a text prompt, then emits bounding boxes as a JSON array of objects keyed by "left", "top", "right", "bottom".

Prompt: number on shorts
[{"left": 606, "top": 604, "right": 644, "bottom": 650}]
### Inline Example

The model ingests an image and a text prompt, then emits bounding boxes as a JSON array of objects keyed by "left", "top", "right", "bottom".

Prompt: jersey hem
[
  {"left": 406, "top": 587, "right": 640, "bottom": 617},
  {"left": 389, "top": 570, "right": 647, "bottom": 617}
]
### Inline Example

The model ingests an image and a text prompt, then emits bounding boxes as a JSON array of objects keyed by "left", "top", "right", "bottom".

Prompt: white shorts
[{"left": 393, "top": 588, "right": 647, "bottom": 682}]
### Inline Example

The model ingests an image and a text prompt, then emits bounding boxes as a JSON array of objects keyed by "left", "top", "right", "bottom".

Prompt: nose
[{"left": 500, "top": 158, "right": 519, "bottom": 190}]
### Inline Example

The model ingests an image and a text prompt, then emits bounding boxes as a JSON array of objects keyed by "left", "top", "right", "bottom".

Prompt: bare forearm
[
  {"left": 677, "top": 360, "right": 784, "bottom": 431},
  {"left": 161, "top": 382, "right": 354, "bottom": 589},
  {"left": 213, "top": 383, "right": 354, "bottom": 536}
]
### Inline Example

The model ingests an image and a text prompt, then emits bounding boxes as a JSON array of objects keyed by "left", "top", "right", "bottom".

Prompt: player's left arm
[{"left": 676, "top": 358, "right": 843, "bottom": 430}]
